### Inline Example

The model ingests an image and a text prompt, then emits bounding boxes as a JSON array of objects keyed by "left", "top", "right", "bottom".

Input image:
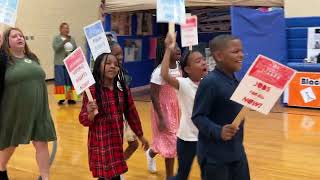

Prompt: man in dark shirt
[{"left": 192, "top": 35, "right": 250, "bottom": 180}]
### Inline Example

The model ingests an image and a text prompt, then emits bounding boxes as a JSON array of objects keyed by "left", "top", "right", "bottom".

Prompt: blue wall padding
[{"left": 231, "top": 6, "right": 287, "bottom": 79}]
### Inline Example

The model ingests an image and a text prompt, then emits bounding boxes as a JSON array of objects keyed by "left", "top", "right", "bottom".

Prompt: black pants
[
  {"left": 98, "top": 176, "right": 120, "bottom": 180},
  {"left": 0, "top": 170, "right": 9, "bottom": 180},
  {"left": 200, "top": 155, "right": 250, "bottom": 180},
  {"left": 172, "top": 138, "right": 197, "bottom": 180}
]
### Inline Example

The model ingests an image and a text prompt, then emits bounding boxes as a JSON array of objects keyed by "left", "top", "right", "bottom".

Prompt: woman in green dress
[{"left": 0, "top": 27, "right": 57, "bottom": 180}]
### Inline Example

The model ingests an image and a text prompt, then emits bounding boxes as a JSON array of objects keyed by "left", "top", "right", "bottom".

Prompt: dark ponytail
[
  {"left": 92, "top": 53, "right": 129, "bottom": 115},
  {"left": 92, "top": 53, "right": 109, "bottom": 114},
  {"left": 107, "top": 37, "right": 130, "bottom": 115},
  {"left": 117, "top": 67, "right": 129, "bottom": 115}
]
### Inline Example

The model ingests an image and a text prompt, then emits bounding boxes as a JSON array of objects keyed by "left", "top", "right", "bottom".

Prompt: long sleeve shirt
[
  {"left": 79, "top": 86, "right": 143, "bottom": 178},
  {"left": 192, "top": 68, "right": 246, "bottom": 164},
  {"left": 52, "top": 35, "right": 77, "bottom": 65}
]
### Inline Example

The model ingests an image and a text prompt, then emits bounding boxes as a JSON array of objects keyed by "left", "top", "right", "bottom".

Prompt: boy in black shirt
[{"left": 192, "top": 34, "right": 250, "bottom": 180}]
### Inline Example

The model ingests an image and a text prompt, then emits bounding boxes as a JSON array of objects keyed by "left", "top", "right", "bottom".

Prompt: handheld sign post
[
  {"left": 181, "top": 14, "right": 198, "bottom": 51},
  {"left": 84, "top": 20, "right": 111, "bottom": 61},
  {"left": 157, "top": 0, "right": 186, "bottom": 35},
  {"left": 231, "top": 55, "right": 297, "bottom": 127},
  {"left": 63, "top": 47, "right": 98, "bottom": 115},
  {"left": 0, "top": 0, "right": 20, "bottom": 27}
]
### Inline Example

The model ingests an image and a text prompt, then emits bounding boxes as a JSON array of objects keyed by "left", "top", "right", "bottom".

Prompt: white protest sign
[
  {"left": 84, "top": 20, "right": 111, "bottom": 60},
  {"left": 0, "top": 0, "right": 19, "bottom": 27},
  {"left": 181, "top": 15, "right": 198, "bottom": 47},
  {"left": 64, "top": 47, "right": 95, "bottom": 95},
  {"left": 231, "top": 55, "right": 297, "bottom": 115},
  {"left": 157, "top": 0, "right": 186, "bottom": 25}
]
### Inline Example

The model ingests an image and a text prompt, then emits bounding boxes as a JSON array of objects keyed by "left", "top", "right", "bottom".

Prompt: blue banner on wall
[{"left": 231, "top": 6, "right": 287, "bottom": 80}]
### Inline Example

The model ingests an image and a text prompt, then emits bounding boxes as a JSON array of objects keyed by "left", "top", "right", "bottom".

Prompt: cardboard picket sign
[
  {"left": 84, "top": 20, "right": 111, "bottom": 60},
  {"left": 157, "top": 0, "right": 186, "bottom": 46},
  {"left": 63, "top": 47, "right": 98, "bottom": 114},
  {"left": 0, "top": 0, "right": 20, "bottom": 27},
  {"left": 181, "top": 15, "right": 198, "bottom": 48},
  {"left": 231, "top": 55, "right": 297, "bottom": 127},
  {"left": 157, "top": 0, "right": 186, "bottom": 25}
]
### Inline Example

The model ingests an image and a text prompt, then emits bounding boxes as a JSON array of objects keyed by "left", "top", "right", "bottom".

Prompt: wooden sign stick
[
  {"left": 85, "top": 88, "right": 98, "bottom": 115},
  {"left": 232, "top": 107, "right": 250, "bottom": 128}
]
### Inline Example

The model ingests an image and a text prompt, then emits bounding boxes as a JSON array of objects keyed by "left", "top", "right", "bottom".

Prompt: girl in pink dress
[{"left": 146, "top": 41, "right": 181, "bottom": 180}]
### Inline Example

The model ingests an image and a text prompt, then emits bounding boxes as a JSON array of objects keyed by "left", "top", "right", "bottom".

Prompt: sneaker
[
  {"left": 58, "top": 100, "right": 65, "bottom": 105},
  {"left": 120, "top": 174, "right": 125, "bottom": 180},
  {"left": 67, "top": 100, "right": 76, "bottom": 105},
  {"left": 145, "top": 149, "right": 157, "bottom": 173}
]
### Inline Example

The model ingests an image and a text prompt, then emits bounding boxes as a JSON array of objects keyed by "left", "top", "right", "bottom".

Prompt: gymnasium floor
[{"left": 6, "top": 82, "right": 320, "bottom": 180}]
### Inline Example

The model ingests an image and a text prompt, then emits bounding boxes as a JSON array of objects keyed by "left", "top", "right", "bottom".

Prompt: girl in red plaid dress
[{"left": 79, "top": 53, "right": 149, "bottom": 180}]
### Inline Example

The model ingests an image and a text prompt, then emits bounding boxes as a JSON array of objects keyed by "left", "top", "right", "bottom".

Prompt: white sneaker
[
  {"left": 146, "top": 148, "right": 157, "bottom": 173},
  {"left": 120, "top": 174, "right": 125, "bottom": 180}
]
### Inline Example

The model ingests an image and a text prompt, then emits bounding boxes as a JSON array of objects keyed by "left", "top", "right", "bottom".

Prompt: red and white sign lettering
[
  {"left": 180, "top": 15, "right": 198, "bottom": 47},
  {"left": 231, "top": 55, "right": 297, "bottom": 115},
  {"left": 64, "top": 47, "right": 96, "bottom": 95}
]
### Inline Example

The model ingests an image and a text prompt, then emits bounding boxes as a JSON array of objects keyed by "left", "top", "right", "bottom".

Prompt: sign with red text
[
  {"left": 231, "top": 55, "right": 297, "bottom": 115},
  {"left": 181, "top": 15, "right": 198, "bottom": 47},
  {"left": 64, "top": 47, "right": 95, "bottom": 95}
]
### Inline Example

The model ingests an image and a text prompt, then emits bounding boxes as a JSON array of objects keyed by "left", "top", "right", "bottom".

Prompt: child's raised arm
[{"left": 160, "top": 32, "right": 180, "bottom": 90}]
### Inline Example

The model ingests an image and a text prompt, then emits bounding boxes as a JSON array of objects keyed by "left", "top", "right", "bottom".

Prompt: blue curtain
[{"left": 231, "top": 6, "right": 287, "bottom": 79}]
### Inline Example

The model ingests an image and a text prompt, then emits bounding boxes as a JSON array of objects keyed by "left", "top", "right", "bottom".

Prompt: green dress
[{"left": 0, "top": 57, "right": 57, "bottom": 150}]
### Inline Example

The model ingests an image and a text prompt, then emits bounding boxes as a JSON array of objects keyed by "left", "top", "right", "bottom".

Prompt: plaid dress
[{"left": 79, "top": 86, "right": 143, "bottom": 179}]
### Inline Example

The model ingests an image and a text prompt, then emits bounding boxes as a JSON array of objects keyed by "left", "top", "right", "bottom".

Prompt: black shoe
[
  {"left": 58, "top": 100, "right": 65, "bottom": 105},
  {"left": 0, "top": 170, "right": 9, "bottom": 180},
  {"left": 97, "top": 178, "right": 104, "bottom": 180},
  {"left": 67, "top": 100, "right": 76, "bottom": 105}
]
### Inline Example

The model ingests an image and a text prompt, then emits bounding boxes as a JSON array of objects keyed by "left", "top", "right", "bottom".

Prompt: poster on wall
[
  {"left": 111, "top": 12, "right": 131, "bottom": 35},
  {"left": 288, "top": 72, "right": 320, "bottom": 108},
  {"left": 307, "top": 27, "right": 320, "bottom": 63},
  {"left": 231, "top": 55, "right": 296, "bottom": 115},
  {"left": 137, "top": 12, "right": 153, "bottom": 36},
  {"left": 0, "top": 0, "right": 19, "bottom": 27},
  {"left": 124, "top": 39, "right": 142, "bottom": 62},
  {"left": 149, "top": 38, "right": 157, "bottom": 59},
  {"left": 205, "top": 48, "right": 216, "bottom": 71}
]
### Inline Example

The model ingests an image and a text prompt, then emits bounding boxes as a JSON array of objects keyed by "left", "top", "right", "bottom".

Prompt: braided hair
[
  {"left": 107, "top": 37, "right": 131, "bottom": 115},
  {"left": 155, "top": 36, "right": 166, "bottom": 68},
  {"left": 180, "top": 48, "right": 202, "bottom": 78},
  {"left": 93, "top": 53, "right": 130, "bottom": 115}
]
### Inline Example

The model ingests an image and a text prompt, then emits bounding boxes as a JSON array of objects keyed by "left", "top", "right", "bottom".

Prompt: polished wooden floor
[{"left": 6, "top": 83, "right": 320, "bottom": 180}]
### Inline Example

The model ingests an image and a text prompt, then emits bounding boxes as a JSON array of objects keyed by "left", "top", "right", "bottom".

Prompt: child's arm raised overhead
[{"left": 160, "top": 32, "right": 179, "bottom": 90}]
